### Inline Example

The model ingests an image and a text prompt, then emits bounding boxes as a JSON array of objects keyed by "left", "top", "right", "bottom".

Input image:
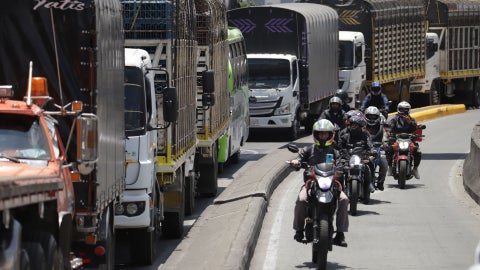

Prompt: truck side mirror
[
  {"left": 364, "top": 48, "right": 372, "bottom": 61},
  {"left": 202, "top": 70, "right": 215, "bottom": 106},
  {"left": 76, "top": 114, "right": 98, "bottom": 175},
  {"left": 202, "top": 70, "right": 215, "bottom": 94},
  {"left": 163, "top": 87, "right": 178, "bottom": 122}
]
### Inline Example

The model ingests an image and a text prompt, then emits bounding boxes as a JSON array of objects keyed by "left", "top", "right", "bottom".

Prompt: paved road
[{"left": 250, "top": 109, "right": 480, "bottom": 270}]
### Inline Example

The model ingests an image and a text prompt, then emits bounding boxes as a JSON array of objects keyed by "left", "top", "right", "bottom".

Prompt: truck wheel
[
  {"left": 197, "top": 144, "right": 218, "bottom": 197},
  {"left": 230, "top": 150, "right": 240, "bottom": 164},
  {"left": 20, "top": 249, "right": 30, "bottom": 270},
  {"left": 23, "top": 242, "right": 46, "bottom": 270},
  {"left": 473, "top": 80, "right": 480, "bottom": 108},
  {"left": 132, "top": 227, "right": 156, "bottom": 265},
  {"left": 23, "top": 231, "right": 62, "bottom": 270},
  {"left": 429, "top": 81, "right": 441, "bottom": 105},
  {"left": 288, "top": 117, "right": 300, "bottom": 141},
  {"left": 185, "top": 174, "right": 196, "bottom": 216},
  {"left": 163, "top": 168, "right": 185, "bottom": 238}
]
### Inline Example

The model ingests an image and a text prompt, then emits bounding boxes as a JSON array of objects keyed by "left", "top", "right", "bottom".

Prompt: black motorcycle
[
  {"left": 338, "top": 143, "right": 373, "bottom": 216},
  {"left": 287, "top": 144, "right": 340, "bottom": 270}
]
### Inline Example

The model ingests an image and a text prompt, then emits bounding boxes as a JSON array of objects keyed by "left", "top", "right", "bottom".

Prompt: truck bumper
[
  {"left": 114, "top": 190, "right": 150, "bottom": 228},
  {"left": 249, "top": 115, "right": 293, "bottom": 129}
]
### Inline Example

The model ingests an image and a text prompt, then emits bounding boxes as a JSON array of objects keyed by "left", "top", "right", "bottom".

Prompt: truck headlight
[{"left": 274, "top": 103, "right": 290, "bottom": 115}]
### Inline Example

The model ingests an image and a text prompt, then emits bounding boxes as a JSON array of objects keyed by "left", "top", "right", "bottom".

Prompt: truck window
[
  {"left": 339, "top": 41, "right": 354, "bottom": 69},
  {"left": 426, "top": 38, "right": 437, "bottom": 60},
  {"left": 0, "top": 114, "right": 51, "bottom": 160},
  {"left": 125, "top": 66, "right": 147, "bottom": 136},
  {"left": 248, "top": 58, "right": 290, "bottom": 89},
  {"left": 355, "top": 44, "right": 363, "bottom": 67}
]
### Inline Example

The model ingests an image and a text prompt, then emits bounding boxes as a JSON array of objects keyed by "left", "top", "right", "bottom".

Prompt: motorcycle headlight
[
  {"left": 316, "top": 189, "right": 334, "bottom": 203},
  {"left": 317, "top": 176, "right": 333, "bottom": 191},
  {"left": 349, "top": 155, "right": 362, "bottom": 167},
  {"left": 399, "top": 141, "right": 410, "bottom": 151}
]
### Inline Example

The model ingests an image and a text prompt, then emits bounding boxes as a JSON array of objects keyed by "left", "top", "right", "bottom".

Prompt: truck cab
[
  {"left": 247, "top": 53, "right": 300, "bottom": 140},
  {"left": 409, "top": 32, "right": 441, "bottom": 105},
  {"left": 338, "top": 31, "right": 367, "bottom": 108}
]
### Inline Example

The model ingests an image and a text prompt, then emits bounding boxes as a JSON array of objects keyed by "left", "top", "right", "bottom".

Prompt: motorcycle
[
  {"left": 390, "top": 124, "right": 426, "bottom": 189},
  {"left": 287, "top": 144, "right": 340, "bottom": 270},
  {"left": 338, "top": 143, "right": 373, "bottom": 216}
]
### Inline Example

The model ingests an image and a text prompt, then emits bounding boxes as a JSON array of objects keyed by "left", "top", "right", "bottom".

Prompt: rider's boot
[
  {"left": 294, "top": 230, "right": 304, "bottom": 242},
  {"left": 412, "top": 167, "right": 420, "bottom": 179},
  {"left": 376, "top": 175, "right": 385, "bottom": 191},
  {"left": 333, "top": 232, "right": 347, "bottom": 247}
]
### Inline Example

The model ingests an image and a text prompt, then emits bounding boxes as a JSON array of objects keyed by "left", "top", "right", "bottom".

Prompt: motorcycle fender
[{"left": 396, "top": 155, "right": 410, "bottom": 161}]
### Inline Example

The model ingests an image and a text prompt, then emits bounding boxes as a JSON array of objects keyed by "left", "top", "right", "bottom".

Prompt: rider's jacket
[
  {"left": 319, "top": 109, "right": 346, "bottom": 130},
  {"left": 360, "top": 93, "right": 389, "bottom": 111},
  {"left": 337, "top": 128, "right": 374, "bottom": 155},
  {"left": 387, "top": 114, "right": 417, "bottom": 135},
  {"left": 297, "top": 144, "right": 339, "bottom": 166},
  {"left": 366, "top": 123, "right": 385, "bottom": 143}
]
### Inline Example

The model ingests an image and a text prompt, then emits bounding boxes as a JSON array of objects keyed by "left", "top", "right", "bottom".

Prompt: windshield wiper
[{"left": 0, "top": 152, "right": 20, "bottom": 163}]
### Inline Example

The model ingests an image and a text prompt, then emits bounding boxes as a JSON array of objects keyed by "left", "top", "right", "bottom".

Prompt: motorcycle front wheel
[
  {"left": 311, "top": 217, "right": 329, "bottom": 270},
  {"left": 398, "top": 160, "right": 408, "bottom": 189},
  {"left": 349, "top": 181, "right": 359, "bottom": 216}
]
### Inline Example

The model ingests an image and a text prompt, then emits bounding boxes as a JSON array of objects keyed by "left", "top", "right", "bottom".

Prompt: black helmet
[
  {"left": 335, "top": 89, "right": 348, "bottom": 102},
  {"left": 349, "top": 115, "right": 366, "bottom": 133}
]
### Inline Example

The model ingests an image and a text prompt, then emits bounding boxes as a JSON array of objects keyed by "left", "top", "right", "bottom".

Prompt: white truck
[
  {"left": 409, "top": 0, "right": 480, "bottom": 107},
  {"left": 338, "top": 31, "right": 367, "bottom": 108},
  {"left": 115, "top": 48, "right": 181, "bottom": 265},
  {"left": 228, "top": 3, "right": 339, "bottom": 137}
]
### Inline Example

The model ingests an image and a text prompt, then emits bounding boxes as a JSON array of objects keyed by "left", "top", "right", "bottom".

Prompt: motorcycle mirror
[
  {"left": 420, "top": 124, "right": 426, "bottom": 129},
  {"left": 287, "top": 144, "right": 299, "bottom": 153}
]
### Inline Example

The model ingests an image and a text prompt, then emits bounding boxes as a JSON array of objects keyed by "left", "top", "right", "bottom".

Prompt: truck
[
  {"left": 0, "top": 0, "right": 125, "bottom": 269},
  {"left": 120, "top": 0, "right": 198, "bottom": 242},
  {"left": 309, "top": 0, "right": 426, "bottom": 108},
  {"left": 228, "top": 3, "right": 339, "bottom": 137},
  {"left": 114, "top": 48, "right": 180, "bottom": 265},
  {"left": 194, "top": 0, "right": 230, "bottom": 196},
  {"left": 409, "top": 0, "right": 480, "bottom": 108}
]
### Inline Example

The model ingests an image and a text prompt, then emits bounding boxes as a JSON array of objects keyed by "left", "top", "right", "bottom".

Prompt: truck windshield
[
  {"left": 125, "top": 66, "right": 146, "bottom": 136},
  {"left": 0, "top": 114, "right": 51, "bottom": 160},
  {"left": 339, "top": 41, "right": 354, "bottom": 69},
  {"left": 248, "top": 58, "right": 290, "bottom": 89}
]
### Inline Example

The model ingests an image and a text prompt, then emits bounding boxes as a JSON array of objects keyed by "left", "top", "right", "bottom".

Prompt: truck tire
[
  {"left": 163, "top": 167, "right": 185, "bottom": 238},
  {"left": 473, "top": 79, "right": 480, "bottom": 108},
  {"left": 132, "top": 227, "right": 156, "bottom": 265},
  {"left": 185, "top": 173, "right": 196, "bottom": 216},
  {"left": 288, "top": 117, "right": 300, "bottom": 141},
  {"left": 197, "top": 143, "right": 218, "bottom": 197},
  {"left": 22, "top": 242, "right": 46, "bottom": 270},
  {"left": 429, "top": 80, "right": 441, "bottom": 105},
  {"left": 20, "top": 249, "right": 30, "bottom": 270},
  {"left": 27, "top": 232, "right": 62, "bottom": 270}
]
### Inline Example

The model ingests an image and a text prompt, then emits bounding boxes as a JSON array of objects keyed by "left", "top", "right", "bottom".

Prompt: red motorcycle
[{"left": 390, "top": 124, "right": 426, "bottom": 189}]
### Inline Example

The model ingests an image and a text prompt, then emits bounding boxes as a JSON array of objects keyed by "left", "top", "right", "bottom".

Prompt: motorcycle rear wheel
[
  {"left": 311, "top": 217, "right": 329, "bottom": 270},
  {"left": 349, "top": 181, "right": 359, "bottom": 216},
  {"left": 398, "top": 160, "right": 407, "bottom": 189}
]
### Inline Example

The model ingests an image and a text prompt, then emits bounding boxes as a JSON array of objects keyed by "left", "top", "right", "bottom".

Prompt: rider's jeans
[{"left": 293, "top": 186, "right": 349, "bottom": 233}]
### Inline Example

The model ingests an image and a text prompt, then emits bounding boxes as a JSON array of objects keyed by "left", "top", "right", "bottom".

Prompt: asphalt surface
[{"left": 159, "top": 104, "right": 471, "bottom": 270}]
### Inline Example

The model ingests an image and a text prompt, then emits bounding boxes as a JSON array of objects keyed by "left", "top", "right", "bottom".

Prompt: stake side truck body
[
  {"left": 310, "top": 0, "right": 426, "bottom": 108},
  {"left": 120, "top": 0, "right": 199, "bottom": 243},
  {"left": 410, "top": 0, "right": 480, "bottom": 107},
  {"left": 0, "top": 0, "right": 125, "bottom": 268},
  {"left": 228, "top": 3, "right": 339, "bottom": 137}
]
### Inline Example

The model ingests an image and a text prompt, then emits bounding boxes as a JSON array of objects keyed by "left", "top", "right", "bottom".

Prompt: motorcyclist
[
  {"left": 364, "top": 106, "right": 388, "bottom": 191},
  {"left": 360, "top": 81, "right": 390, "bottom": 119},
  {"left": 335, "top": 89, "right": 351, "bottom": 112},
  {"left": 319, "top": 96, "right": 347, "bottom": 133},
  {"left": 290, "top": 119, "right": 349, "bottom": 247},
  {"left": 385, "top": 101, "right": 422, "bottom": 179},
  {"left": 337, "top": 115, "right": 376, "bottom": 193}
]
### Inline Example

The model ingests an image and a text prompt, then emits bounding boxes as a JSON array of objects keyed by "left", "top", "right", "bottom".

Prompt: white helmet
[
  {"left": 312, "top": 119, "right": 335, "bottom": 148},
  {"left": 397, "top": 101, "right": 411, "bottom": 115},
  {"left": 365, "top": 106, "right": 381, "bottom": 126}
]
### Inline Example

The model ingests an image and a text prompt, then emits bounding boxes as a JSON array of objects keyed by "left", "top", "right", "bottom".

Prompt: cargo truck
[
  {"left": 120, "top": 0, "right": 199, "bottom": 241},
  {"left": 409, "top": 0, "right": 480, "bottom": 107},
  {"left": 114, "top": 48, "right": 181, "bottom": 265},
  {"left": 308, "top": 0, "right": 426, "bottom": 108},
  {"left": 0, "top": 0, "right": 125, "bottom": 269},
  {"left": 194, "top": 0, "right": 231, "bottom": 196},
  {"left": 228, "top": 3, "right": 339, "bottom": 137}
]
